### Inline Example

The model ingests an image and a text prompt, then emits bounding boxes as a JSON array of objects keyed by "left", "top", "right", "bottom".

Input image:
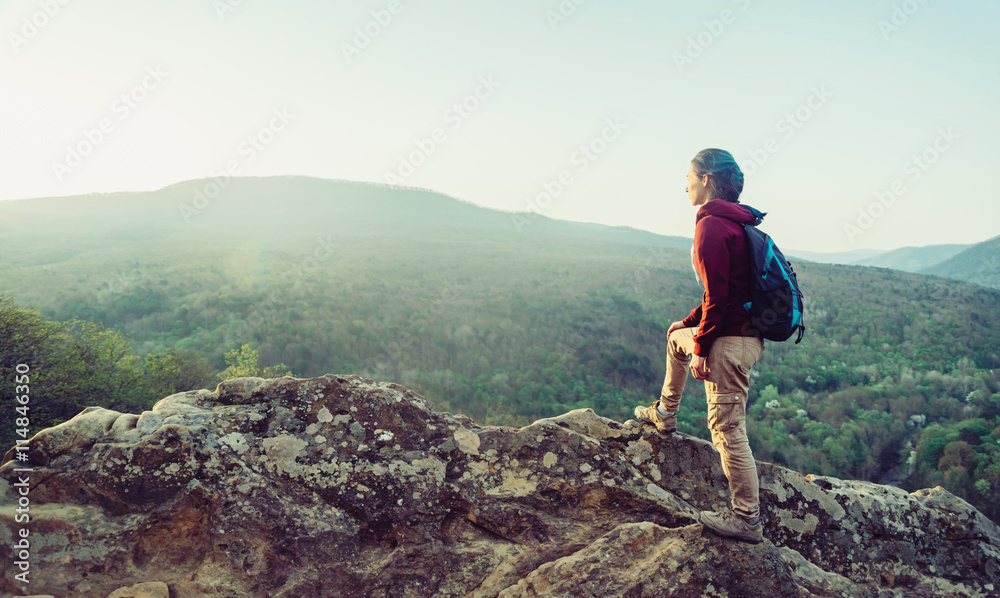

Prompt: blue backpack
[{"left": 736, "top": 206, "right": 805, "bottom": 343}]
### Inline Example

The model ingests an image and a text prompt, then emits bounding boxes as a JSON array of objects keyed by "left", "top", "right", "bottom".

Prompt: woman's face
[{"left": 686, "top": 164, "right": 711, "bottom": 206}]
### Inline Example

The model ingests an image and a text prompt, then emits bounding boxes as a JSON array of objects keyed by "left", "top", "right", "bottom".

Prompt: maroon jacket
[{"left": 681, "top": 200, "right": 760, "bottom": 356}]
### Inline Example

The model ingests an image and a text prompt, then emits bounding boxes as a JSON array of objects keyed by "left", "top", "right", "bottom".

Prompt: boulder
[{"left": 1, "top": 375, "right": 998, "bottom": 597}]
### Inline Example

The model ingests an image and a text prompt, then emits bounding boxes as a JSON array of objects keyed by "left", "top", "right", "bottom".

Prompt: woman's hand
[
  {"left": 690, "top": 354, "right": 709, "bottom": 380},
  {"left": 667, "top": 320, "right": 686, "bottom": 338}
]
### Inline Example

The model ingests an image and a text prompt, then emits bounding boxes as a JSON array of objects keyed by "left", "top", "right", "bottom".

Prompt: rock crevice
[{"left": 2, "top": 375, "right": 998, "bottom": 597}]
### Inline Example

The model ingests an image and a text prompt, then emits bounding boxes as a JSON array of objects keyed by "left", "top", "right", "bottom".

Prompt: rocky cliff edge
[{"left": 2, "top": 375, "right": 999, "bottom": 597}]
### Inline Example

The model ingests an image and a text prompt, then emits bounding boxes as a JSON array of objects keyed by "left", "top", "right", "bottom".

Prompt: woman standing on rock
[{"left": 634, "top": 148, "right": 766, "bottom": 544}]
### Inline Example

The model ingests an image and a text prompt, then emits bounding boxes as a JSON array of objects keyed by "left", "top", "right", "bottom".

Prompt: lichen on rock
[{"left": 1, "top": 374, "right": 998, "bottom": 597}]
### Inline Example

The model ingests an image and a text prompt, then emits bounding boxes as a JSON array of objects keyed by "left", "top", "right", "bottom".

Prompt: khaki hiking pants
[{"left": 659, "top": 327, "right": 764, "bottom": 520}]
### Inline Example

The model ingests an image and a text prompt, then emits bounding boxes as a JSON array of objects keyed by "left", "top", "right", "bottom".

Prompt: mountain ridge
[
  {"left": 6, "top": 176, "right": 996, "bottom": 280},
  {"left": 921, "top": 235, "right": 1000, "bottom": 289},
  {"left": 0, "top": 175, "right": 695, "bottom": 250},
  {"left": 850, "top": 244, "right": 972, "bottom": 272}
]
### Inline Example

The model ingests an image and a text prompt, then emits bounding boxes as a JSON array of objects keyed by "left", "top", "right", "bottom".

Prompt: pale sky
[{"left": 2, "top": 0, "right": 997, "bottom": 252}]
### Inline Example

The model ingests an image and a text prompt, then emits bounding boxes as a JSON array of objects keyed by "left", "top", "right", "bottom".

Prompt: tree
[
  {"left": 61, "top": 319, "right": 146, "bottom": 411},
  {"left": 218, "top": 344, "right": 293, "bottom": 381},
  {"left": 143, "top": 348, "right": 215, "bottom": 397},
  {"left": 0, "top": 297, "right": 66, "bottom": 448},
  {"left": 0, "top": 298, "right": 220, "bottom": 450}
]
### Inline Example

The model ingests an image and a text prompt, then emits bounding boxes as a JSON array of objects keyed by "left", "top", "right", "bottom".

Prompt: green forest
[{"left": 2, "top": 177, "right": 999, "bottom": 524}]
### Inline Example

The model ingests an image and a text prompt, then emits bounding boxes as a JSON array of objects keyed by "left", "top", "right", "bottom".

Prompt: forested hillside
[
  {"left": 2, "top": 177, "right": 999, "bottom": 522},
  {"left": 922, "top": 235, "right": 1000, "bottom": 289}
]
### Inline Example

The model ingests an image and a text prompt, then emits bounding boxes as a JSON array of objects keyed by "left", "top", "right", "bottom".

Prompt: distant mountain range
[
  {"left": 783, "top": 248, "right": 885, "bottom": 266},
  {"left": 788, "top": 242, "right": 1000, "bottom": 289},
  {"left": 921, "top": 235, "right": 1000, "bottom": 289},
  {"left": 850, "top": 244, "right": 972, "bottom": 272},
  {"left": 0, "top": 176, "right": 693, "bottom": 253},
  {"left": 0, "top": 176, "right": 995, "bottom": 290}
]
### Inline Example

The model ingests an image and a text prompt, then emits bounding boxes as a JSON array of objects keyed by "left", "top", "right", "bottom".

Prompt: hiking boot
[
  {"left": 633, "top": 402, "right": 676, "bottom": 434},
  {"left": 699, "top": 509, "right": 763, "bottom": 544}
]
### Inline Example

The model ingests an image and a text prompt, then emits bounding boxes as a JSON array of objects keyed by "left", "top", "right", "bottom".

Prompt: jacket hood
[{"left": 695, "top": 200, "right": 766, "bottom": 226}]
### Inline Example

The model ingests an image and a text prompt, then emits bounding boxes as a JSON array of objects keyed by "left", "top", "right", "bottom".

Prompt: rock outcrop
[{"left": 2, "top": 375, "right": 999, "bottom": 597}]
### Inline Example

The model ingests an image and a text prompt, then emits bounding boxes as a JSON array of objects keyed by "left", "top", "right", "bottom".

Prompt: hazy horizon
[{"left": 4, "top": 172, "right": 996, "bottom": 257}]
